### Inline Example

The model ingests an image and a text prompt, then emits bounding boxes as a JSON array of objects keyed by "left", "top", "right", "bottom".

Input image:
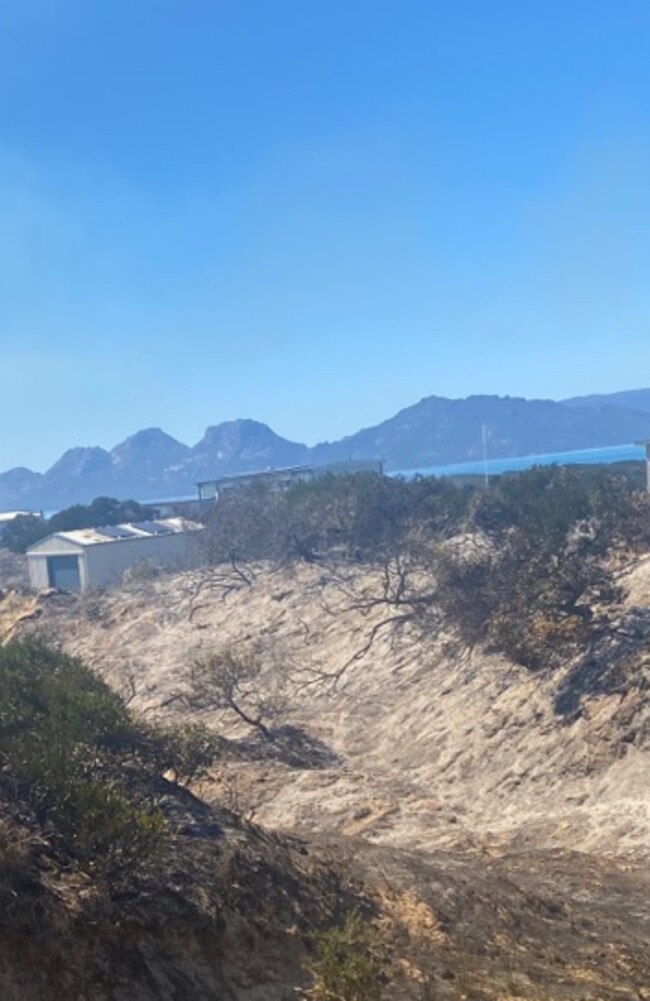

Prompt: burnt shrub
[
  {"left": 200, "top": 472, "right": 472, "bottom": 567},
  {"left": 433, "top": 467, "right": 638, "bottom": 668}
]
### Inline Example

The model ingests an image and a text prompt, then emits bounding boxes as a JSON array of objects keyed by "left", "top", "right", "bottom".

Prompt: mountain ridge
[
  {"left": 3, "top": 390, "right": 650, "bottom": 510},
  {"left": 563, "top": 387, "right": 650, "bottom": 414}
]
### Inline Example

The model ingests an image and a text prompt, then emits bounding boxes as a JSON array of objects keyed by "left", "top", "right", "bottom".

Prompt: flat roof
[
  {"left": 196, "top": 465, "right": 310, "bottom": 487},
  {"left": 196, "top": 459, "right": 383, "bottom": 488},
  {"left": 27, "top": 517, "right": 202, "bottom": 553}
]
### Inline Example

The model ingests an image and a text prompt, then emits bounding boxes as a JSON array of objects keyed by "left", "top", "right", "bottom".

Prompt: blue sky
[{"left": 2, "top": 1, "right": 650, "bottom": 470}]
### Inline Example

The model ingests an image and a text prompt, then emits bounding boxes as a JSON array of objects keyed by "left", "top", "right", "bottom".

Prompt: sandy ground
[{"left": 7, "top": 555, "right": 650, "bottom": 862}]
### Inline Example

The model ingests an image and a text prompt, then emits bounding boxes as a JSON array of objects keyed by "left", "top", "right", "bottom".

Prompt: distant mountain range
[
  {"left": 3, "top": 390, "right": 650, "bottom": 511},
  {"left": 562, "top": 389, "right": 650, "bottom": 414}
]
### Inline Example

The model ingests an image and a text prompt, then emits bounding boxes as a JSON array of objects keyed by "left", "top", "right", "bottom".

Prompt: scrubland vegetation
[
  {"left": 2, "top": 463, "right": 650, "bottom": 998},
  {"left": 0, "top": 638, "right": 217, "bottom": 873},
  {"left": 201, "top": 464, "right": 650, "bottom": 671}
]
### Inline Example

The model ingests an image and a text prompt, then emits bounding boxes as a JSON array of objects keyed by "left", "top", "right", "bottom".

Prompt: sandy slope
[{"left": 12, "top": 556, "right": 650, "bottom": 861}]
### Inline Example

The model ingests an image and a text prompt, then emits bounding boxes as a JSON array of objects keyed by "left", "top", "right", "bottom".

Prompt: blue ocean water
[{"left": 397, "top": 442, "right": 646, "bottom": 480}]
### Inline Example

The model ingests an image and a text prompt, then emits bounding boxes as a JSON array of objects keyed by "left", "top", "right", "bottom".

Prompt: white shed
[{"left": 27, "top": 518, "right": 203, "bottom": 592}]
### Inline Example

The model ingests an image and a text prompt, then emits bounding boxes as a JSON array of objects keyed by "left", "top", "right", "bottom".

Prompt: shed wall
[
  {"left": 27, "top": 555, "right": 51, "bottom": 590},
  {"left": 82, "top": 531, "right": 200, "bottom": 589},
  {"left": 27, "top": 552, "right": 89, "bottom": 591}
]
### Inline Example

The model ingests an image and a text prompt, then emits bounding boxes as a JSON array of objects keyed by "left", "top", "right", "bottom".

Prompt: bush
[
  {"left": 0, "top": 639, "right": 136, "bottom": 755},
  {"left": 0, "top": 639, "right": 165, "bottom": 867},
  {"left": 200, "top": 473, "right": 471, "bottom": 567},
  {"left": 146, "top": 722, "right": 221, "bottom": 785},
  {"left": 57, "top": 779, "right": 165, "bottom": 863},
  {"left": 174, "top": 646, "right": 287, "bottom": 741},
  {"left": 1, "top": 514, "right": 47, "bottom": 553},
  {"left": 199, "top": 463, "right": 647, "bottom": 671},
  {"left": 430, "top": 466, "right": 637, "bottom": 667},
  {"left": 300, "top": 910, "right": 387, "bottom": 1001}
]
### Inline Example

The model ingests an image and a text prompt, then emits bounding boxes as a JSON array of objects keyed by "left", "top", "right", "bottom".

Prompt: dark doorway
[{"left": 47, "top": 555, "right": 81, "bottom": 591}]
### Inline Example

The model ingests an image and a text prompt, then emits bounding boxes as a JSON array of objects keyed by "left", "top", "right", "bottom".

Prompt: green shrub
[
  {"left": 0, "top": 639, "right": 136, "bottom": 754},
  {"left": 301, "top": 910, "right": 386, "bottom": 1001},
  {"left": 0, "top": 639, "right": 166, "bottom": 867},
  {"left": 58, "top": 779, "right": 165, "bottom": 863},
  {"left": 1, "top": 514, "right": 47, "bottom": 553},
  {"left": 146, "top": 721, "right": 221, "bottom": 785}
]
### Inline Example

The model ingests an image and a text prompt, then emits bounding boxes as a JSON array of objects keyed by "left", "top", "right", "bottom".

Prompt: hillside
[
  {"left": 0, "top": 631, "right": 362, "bottom": 1001},
  {"left": 564, "top": 388, "right": 650, "bottom": 414},
  {"left": 312, "top": 393, "right": 650, "bottom": 470},
  {"left": 19, "top": 559, "right": 650, "bottom": 858},
  {"left": 4, "top": 391, "right": 650, "bottom": 510},
  {"left": 4, "top": 549, "right": 650, "bottom": 997}
]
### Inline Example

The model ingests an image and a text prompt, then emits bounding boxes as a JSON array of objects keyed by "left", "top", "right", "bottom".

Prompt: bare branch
[{"left": 167, "top": 646, "right": 287, "bottom": 741}]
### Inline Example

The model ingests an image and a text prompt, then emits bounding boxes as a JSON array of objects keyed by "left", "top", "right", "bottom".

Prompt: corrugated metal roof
[{"left": 27, "top": 517, "right": 202, "bottom": 552}]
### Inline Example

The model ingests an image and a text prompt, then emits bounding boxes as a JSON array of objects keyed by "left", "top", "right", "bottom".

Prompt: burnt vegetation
[
  {"left": 198, "top": 465, "right": 650, "bottom": 674},
  {"left": 0, "top": 641, "right": 373, "bottom": 1000},
  {"left": 164, "top": 645, "right": 288, "bottom": 742}
]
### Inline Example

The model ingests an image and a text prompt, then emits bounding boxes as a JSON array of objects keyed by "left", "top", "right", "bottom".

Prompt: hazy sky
[{"left": 2, "top": 0, "right": 650, "bottom": 470}]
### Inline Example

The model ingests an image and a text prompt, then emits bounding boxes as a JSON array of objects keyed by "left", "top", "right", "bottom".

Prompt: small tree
[
  {"left": 171, "top": 646, "right": 286, "bottom": 741},
  {"left": 300, "top": 910, "right": 387, "bottom": 1001}
]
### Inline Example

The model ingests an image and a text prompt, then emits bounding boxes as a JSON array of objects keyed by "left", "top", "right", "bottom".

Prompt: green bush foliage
[
  {"left": 145, "top": 721, "right": 221, "bottom": 785},
  {"left": 0, "top": 514, "right": 48, "bottom": 553},
  {"left": 300, "top": 910, "right": 387, "bottom": 1001},
  {"left": 0, "top": 640, "right": 165, "bottom": 866}
]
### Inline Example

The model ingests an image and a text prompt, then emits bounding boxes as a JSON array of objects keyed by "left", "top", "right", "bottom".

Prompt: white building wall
[
  {"left": 27, "top": 547, "right": 89, "bottom": 591},
  {"left": 82, "top": 531, "right": 200, "bottom": 589},
  {"left": 27, "top": 555, "right": 53, "bottom": 590},
  {"left": 27, "top": 527, "right": 203, "bottom": 592}
]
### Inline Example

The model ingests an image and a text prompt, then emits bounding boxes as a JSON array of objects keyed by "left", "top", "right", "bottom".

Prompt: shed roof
[
  {"left": 27, "top": 517, "right": 202, "bottom": 553},
  {"left": 196, "top": 458, "right": 383, "bottom": 489}
]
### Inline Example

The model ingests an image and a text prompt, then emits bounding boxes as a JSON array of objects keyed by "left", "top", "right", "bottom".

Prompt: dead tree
[
  {"left": 164, "top": 646, "right": 287, "bottom": 741},
  {"left": 293, "top": 551, "right": 442, "bottom": 692}
]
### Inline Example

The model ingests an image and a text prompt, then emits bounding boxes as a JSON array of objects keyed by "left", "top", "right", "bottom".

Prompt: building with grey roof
[
  {"left": 27, "top": 517, "right": 203, "bottom": 592},
  {"left": 196, "top": 458, "right": 384, "bottom": 502}
]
